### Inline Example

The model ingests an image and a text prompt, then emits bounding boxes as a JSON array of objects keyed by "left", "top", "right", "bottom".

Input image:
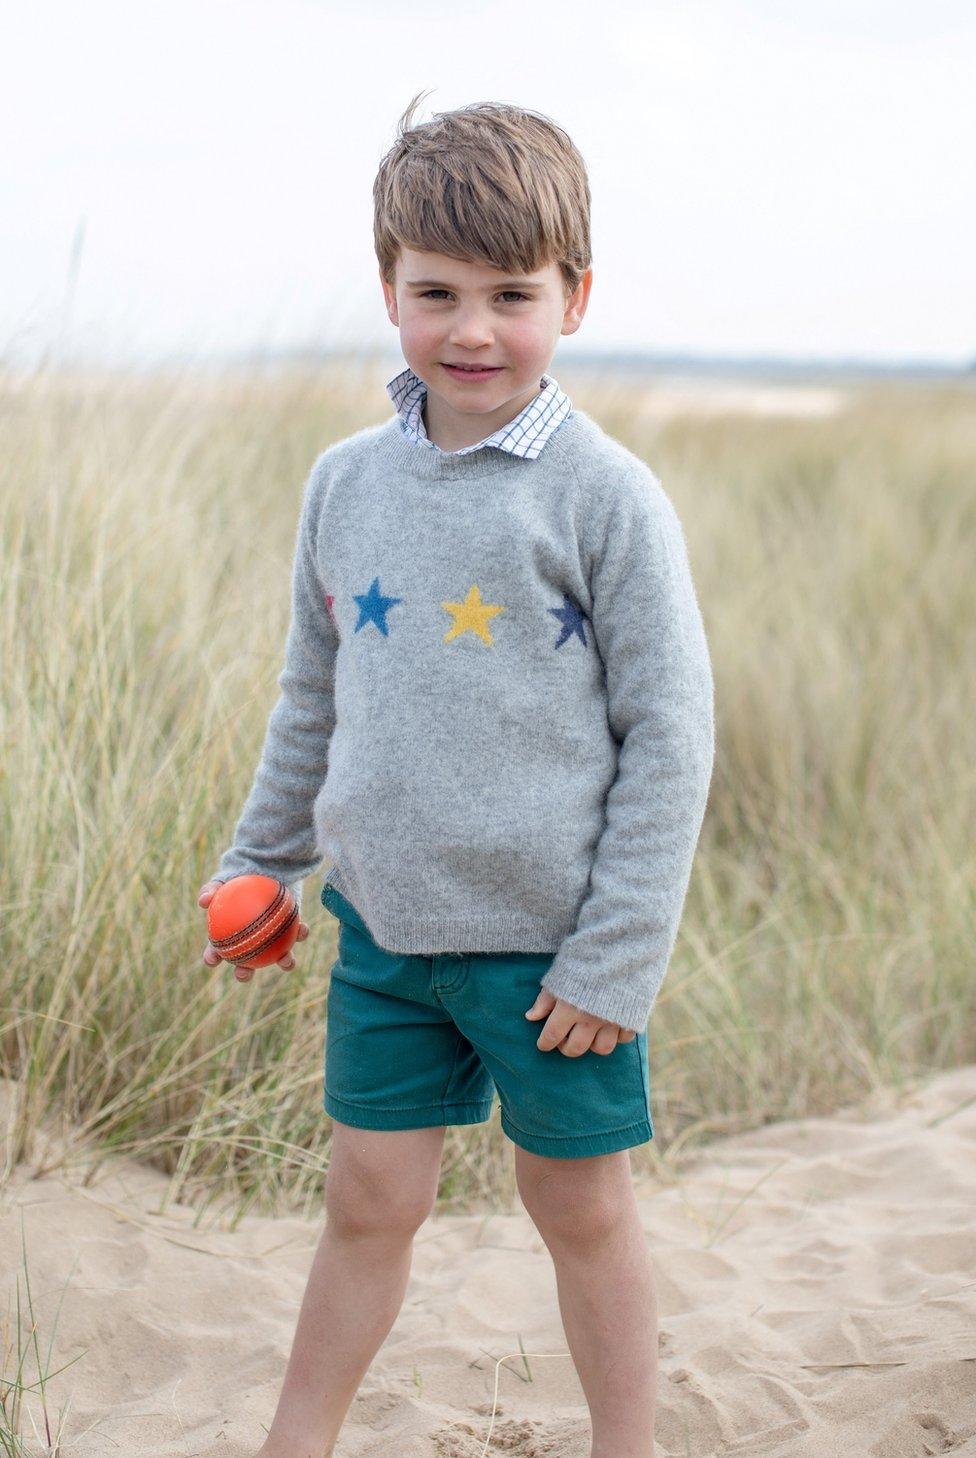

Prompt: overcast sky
[{"left": 3, "top": 0, "right": 974, "bottom": 369}]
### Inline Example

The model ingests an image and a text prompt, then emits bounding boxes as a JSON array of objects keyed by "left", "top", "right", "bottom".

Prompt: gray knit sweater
[{"left": 211, "top": 406, "right": 714, "bottom": 1032}]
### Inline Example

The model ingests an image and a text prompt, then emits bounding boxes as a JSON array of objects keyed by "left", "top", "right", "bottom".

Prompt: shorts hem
[
  {"left": 324, "top": 1090, "right": 495, "bottom": 1131},
  {"left": 500, "top": 1110, "right": 654, "bottom": 1159}
]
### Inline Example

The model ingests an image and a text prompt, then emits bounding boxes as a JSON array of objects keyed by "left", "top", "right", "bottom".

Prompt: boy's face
[{"left": 381, "top": 247, "right": 592, "bottom": 451}]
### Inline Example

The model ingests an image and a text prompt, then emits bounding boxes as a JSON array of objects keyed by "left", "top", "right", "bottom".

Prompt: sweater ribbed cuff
[{"left": 538, "top": 963, "right": 655, "bottom": 1035}]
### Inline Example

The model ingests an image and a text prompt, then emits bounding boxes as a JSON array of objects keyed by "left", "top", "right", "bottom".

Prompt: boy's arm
[
  {"left": 209, "top": 458, "right": 337, "bottom": 917},
  {"left": 539, "top": 466, "right": 715, "bottom": 1034}
]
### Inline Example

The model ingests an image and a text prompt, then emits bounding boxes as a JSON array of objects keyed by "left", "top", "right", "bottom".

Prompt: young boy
[{"left": 199, "top": 95, "right": 714, "bottom": 1458}]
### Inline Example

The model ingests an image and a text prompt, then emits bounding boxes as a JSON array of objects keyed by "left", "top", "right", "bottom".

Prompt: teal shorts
[{"left": 321, "top": 883, "right": 654, "bottom": 1159}]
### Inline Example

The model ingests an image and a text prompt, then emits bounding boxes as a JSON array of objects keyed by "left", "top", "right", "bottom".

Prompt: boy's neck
[{"left": 421, "top": 375, "right": 548, "bottom": 452}]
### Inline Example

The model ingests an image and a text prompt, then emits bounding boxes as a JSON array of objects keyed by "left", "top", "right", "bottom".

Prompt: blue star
[
  {"left": 548, "top": 594, "right": 589, "bottom": 649},
  {"left": 353, "top": 576, "right": 403, "bottom": 636}
]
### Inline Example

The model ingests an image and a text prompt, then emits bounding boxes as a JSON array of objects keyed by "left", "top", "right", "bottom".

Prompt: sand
[
  {"left": 569, "top": 377, "right": 847, "bottom": 420},
  {"left": 1, "top": 1065, "right": 974, "bottom": 1457}
]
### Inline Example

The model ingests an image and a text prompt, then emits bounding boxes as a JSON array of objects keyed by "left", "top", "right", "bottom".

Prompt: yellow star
[{"left": 441, "top": 584, "right": 505, "bottom": 646}]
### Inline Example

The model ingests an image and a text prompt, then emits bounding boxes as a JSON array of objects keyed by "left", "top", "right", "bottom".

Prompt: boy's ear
[
  {"left": 380, "top": 266, "right": 399, "bottom": 324},
  {"left": 561, "top": 267, "right": 593, "bottom": 337}
]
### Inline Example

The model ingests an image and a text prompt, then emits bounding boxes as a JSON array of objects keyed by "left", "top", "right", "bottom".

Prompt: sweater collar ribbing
[{"left": 370, "top": 408, "right": 582, "bottom": 481}]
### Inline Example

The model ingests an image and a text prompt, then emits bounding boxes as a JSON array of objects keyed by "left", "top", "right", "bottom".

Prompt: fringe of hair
[{"left": 373, "top": 90, "right": 592, "bottom": 299}]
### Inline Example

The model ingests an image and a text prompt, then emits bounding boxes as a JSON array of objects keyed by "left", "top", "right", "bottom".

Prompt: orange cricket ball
[{"left": 207, "top": 874, "right": 299, "bottom": 969}]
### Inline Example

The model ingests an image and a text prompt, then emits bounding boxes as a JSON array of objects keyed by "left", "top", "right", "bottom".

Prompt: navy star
[
  {"left": 353, "top": 576, "right": 403, "bottom": 636},
  {"left": 548, "top": 593, "right": 589, "bottom": 649}
]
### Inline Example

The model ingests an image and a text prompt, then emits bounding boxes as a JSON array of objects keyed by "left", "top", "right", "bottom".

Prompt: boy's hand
[
  {"left": 197, "top": 880, "right": 309, "bottom": 983},
  {"left": 524, "top": 988, "right": 636, "bottom": 1055}
]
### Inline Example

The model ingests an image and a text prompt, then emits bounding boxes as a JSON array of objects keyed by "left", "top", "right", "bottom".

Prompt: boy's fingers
[{"left": 592, "top": 1026, "right": 619, "bottom": 1055}]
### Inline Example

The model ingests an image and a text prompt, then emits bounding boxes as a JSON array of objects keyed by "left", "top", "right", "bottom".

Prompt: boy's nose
[{"left": 448, "top": 314, "right": 494, "bottom": 348}]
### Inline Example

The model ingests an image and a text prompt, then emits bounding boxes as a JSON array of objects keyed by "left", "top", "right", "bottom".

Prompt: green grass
[{"left": 2, "top": 357, "right": 974, "bottom": 1221}]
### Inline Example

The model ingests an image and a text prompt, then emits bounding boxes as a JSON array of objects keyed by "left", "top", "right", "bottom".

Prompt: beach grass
[{"left": 2, "top": 356, "right": 973, "bottom": 1217}]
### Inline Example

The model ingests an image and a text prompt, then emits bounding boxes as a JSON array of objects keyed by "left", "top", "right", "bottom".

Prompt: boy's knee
[
  {"left": 325, "top": 1161, "right": 435, "bottom": 1238},
  {"left": 516, "top": 1153, "right": 631, "bottom": 1249},
  {"left": 526, "top": 1194, "right": 620, "bottom": 1250}
]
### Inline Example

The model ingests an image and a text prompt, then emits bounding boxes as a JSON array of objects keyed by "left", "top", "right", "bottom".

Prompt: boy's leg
[
  {"left": 257, "top": 1121, "right": 445, "bottom": 1458},
  {"left": 515, "top": 1145, "right": 658, "bottom": 1458}
]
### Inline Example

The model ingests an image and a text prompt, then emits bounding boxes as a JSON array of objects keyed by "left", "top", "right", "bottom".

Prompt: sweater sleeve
[
  {"left": 208, "top": 456, "right": 338, "bottom": 918},
  {"left": 538, "top": 465, "right": 715, "bottom": 1033}
]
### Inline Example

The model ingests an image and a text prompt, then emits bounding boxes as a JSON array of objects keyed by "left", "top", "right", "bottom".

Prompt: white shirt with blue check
[{"left": 386, "top": 366, "right": 572, "bottom": 460}]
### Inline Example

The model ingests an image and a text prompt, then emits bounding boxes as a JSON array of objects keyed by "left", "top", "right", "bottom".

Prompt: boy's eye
[{"left": 420, "top": 290, "right": 528, "bottom": 303}]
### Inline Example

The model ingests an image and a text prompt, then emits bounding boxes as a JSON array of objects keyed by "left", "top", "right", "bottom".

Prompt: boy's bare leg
[
  {"left": 515, "top": 1146, "right": 658, "bottom": 1458},
  {"left": 255, "top": 1123, "right": 445, "bottom": 1458}
]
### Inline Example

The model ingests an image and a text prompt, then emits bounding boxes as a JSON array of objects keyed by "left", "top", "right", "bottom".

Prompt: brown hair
[{"left": 373, "top": 91, "right": 592, "bottom": 300}]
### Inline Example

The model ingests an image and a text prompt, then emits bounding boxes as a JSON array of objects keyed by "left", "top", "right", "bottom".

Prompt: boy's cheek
[{"left": 399, "top": 315, "right": 442, "bottom": 352}]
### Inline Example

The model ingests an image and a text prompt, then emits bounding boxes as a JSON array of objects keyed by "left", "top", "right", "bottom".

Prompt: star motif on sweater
[
  {"left": 441, "top": 585, "right": 505, "bottom": 646},
  {"left": 353, "top": 577, "right": 403, "bottom": 636},
  {"left": 548, "top": 593, "right": 589, "bottom": 649}
]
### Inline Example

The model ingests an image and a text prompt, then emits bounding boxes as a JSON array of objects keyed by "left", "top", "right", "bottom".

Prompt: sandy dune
[
  {"left": 1, "top": 1065, "right": 974, "bottom": 1457},
  {"left": 571, "top": 377, "right": 847, "bottom": 419}
]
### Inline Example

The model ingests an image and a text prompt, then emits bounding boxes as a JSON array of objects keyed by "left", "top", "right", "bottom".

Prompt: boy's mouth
[{"left": 441, "top": 363, "right": 503, "bottom": 380}]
